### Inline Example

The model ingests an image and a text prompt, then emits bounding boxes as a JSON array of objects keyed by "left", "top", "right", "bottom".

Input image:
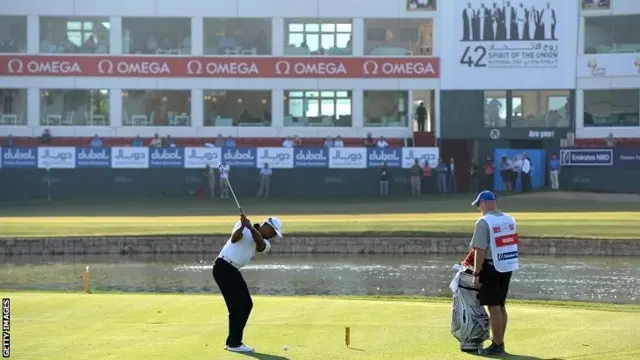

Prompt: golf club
[{"left": 218, "top": 163, "right": 243, "bottom": 214}]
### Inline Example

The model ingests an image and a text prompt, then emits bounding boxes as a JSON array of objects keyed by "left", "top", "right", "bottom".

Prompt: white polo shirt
[{"left": 218, "top": 221, "right": 271, "bottom": 269}]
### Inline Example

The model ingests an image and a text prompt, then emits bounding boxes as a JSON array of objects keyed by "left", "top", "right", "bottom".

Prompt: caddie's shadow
[{"left": 236, "top": 352, "right": 290, "bottom": 360}]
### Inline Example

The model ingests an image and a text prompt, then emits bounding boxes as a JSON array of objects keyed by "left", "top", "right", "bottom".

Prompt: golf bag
[{"left": 450, "top": 265, "right": 490, "bottom": 351}]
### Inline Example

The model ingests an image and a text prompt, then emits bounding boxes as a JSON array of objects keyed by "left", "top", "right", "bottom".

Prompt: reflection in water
[{"left": 0, "top": 254, "right": 638, "bottom": 304}]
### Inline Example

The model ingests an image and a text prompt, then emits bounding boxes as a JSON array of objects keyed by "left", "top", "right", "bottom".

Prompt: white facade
[
  {"left": 576, "top": 0, "right": 640, "bottom": 139},
  {"left": 0, "top": 0, "right": 441, "bottom": 139}
]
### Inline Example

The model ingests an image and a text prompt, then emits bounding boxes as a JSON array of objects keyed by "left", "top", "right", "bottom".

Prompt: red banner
[{"left": 0, "top": 55, "right": 439, "bottom": 78}]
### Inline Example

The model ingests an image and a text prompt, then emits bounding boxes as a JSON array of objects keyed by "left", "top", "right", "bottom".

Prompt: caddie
[{"left": 469, "top": 190, "right": 519, "bottom": 355}]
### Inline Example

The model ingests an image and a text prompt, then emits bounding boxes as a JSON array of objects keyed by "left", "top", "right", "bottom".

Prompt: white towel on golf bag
[{"left": 450, "top": 264, "right": 491, "bottom": 350}]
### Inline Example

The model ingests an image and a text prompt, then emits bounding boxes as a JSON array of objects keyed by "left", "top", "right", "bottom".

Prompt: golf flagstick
[{"left": 218, "top": 163, "right": 243, "bottom": 214}]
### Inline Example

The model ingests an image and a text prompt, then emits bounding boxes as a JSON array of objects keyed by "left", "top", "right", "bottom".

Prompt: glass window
[
  {"left": 122, "top": 18, "right": 191, "bottom": 54},
  {"left": 0, "top": 89, "right": 28, "bottom": 126},
  {"left": 0, "top": 16, "right": 27, "bottom": 53},
  {"left": 582, "top": 0, "right": 610, "bottom": 10},
  {"left": 584, "top": 89, "right": 639, "bottom": 127},
  {"left": 285, "top": 19, "right": 352, "bottom": 55},
  {"left": 284, "top": 91, "right": 352, "bottom": 127},
  {"left": 585, "top": 15, "right": 640, "bottom": 54},
  {"left": 363, "top": 91, "right": 408, "bottom": 127},
  {"left": 40, "top": 17, "right": 110, "bottom": 54},
  {"left": 122, "top": 90, "right": 190, "bottom": 126},
  {"left": 203, "top": 19, "right": 271, "bottom": 55},
  {"left": 203, "top": 90, "right": 271, "bottom": 127},
  {"left": 40, "top": 89, "right": 110, "bottom": 126},
  {"left": 365, "top": 19, "right": 432, "bottom": 56},
  {"left": 407, "top": 0, "right": 437, "bottom": 11},
  {"left": 511, "top": 90, "right": 570, "bottom": 128},
  {"left": 484, "top": 91, "right": 507, "bottom": 128}
]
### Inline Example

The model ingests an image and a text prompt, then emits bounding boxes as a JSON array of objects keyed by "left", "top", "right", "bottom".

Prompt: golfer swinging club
[
  {"left": 469, "top": 190, "right": 519, "bottom": 355},
  {"left": 213, "top": 213, "right": 284, "bottom": 353}
]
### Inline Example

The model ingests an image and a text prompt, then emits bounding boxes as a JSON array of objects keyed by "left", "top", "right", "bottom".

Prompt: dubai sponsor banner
[
  {"left": 76, "top": 147, "right": 111, "bottom": 168},
  {"left": 367, "top": 148, "right": 403, "bottom": 168},
  {"left": 401, "top": 147, "right": 440, "bottom": 168},
  {"left": 37, "top": 147, "right": 75, "bottom": 169},
  {"left": 222, "top": 147, "right": 257, "bottom": 168},
  {"left": 257, "top": 147, "right": 294, "bottom": 169},
  {"left": 328, "top": 148, "right": 367, "bottom": 169},
  {"left": 559, "top": 148, "right": 613, "bottom": 167},
  {"left": 1, "top": 147, "right": 37, "bottom": 168},
  {"left": 615, "top": 149, "right": 640, "bottom": 168},
  {"left": 293, "top": 148, "right": 329, "bottom": 168},
  {"left": 184, "top": 147, "right": 222, "bottom": 169},
  {"left": 578, "top": 54, "right": 640, "bottom": 77},
  {"left": 149, "top": 147, "right": 184, "bottom": 168},
  {"left": 440, "top": 0, "right": 578, "bottom": 89},
  {"left": 0, "top": 55, "right": 439, "bottom": 78},
  {"left": 111, "top": 147, "right": 149, "bottom": 169}
]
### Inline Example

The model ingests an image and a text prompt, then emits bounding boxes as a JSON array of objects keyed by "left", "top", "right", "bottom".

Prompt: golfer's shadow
[
  {"left": 473, "top": 353, "right": 562, "bottom": 360},
  {"left": 236, "top": 352, "right": 290, "bottom": 360}
]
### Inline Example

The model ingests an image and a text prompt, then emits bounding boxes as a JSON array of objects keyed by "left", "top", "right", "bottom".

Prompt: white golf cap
[{"left": 264, "top": 217, "right": 283, "bottom": 239}]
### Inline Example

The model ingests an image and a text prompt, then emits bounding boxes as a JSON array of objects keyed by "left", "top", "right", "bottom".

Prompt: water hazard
[{"left": 1, "top": 254, "right": 638, "bottom": 304}]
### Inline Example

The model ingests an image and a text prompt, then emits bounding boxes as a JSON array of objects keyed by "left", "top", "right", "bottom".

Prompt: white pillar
[
  {"left": 191, "top": 17, "right": 203, "bottom": 55},
  {"left": 109, "top": 17, "right": 122, "bottom": 54},
  {"left": 407, "top": 90, "right": 414, "bottom": 130},
  {"left": 27, "top": 88, "right": 40, "bottom": 127},
  {"left": 27, "top": 15, "right": 39, "bottom": 54},
  {"left": 271, "top": 90, "right": 284, "bottom": 127},
  {"left": 434, "top": 89, "right": 441, "bottom": 138},
  {"left": 352, "top": 90, "right": 363, "bottom": 128},
  {"left": 352, "top": 18, "right": 364, "bottom": 56},
  {"left": 272, "top": 18, "right": 284, "bottom": 56},
  {"left": 191, "top": 89, "right": 204, "bottom": 128},
  {"left": 110, "top": 89, "right": 122, "bottom": 127}
]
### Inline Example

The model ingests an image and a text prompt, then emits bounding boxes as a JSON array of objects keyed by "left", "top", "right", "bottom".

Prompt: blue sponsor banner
[
  {"left": 560, "top": 149, "right": 613, "bottom": 167},
  {"left": 222, "top": 147, "right": 257, "bottom": 168},
  {"left": 149, "top": 147, "right": 184, "bottom": 168},
  {"left": 367, "top": 147, "right": 402, "bottom": 168},
  {"left": 1, "top": 147, "right": 38, "bottom": 168},
  {"left": 76, "top": 147, "right": 111, "bottom": 168},
  {"left": 614, "top": 148, "right": 640, "bottom": 168},
  {"left": 293, "top": 147, "right": 329, "bottom": 168}
]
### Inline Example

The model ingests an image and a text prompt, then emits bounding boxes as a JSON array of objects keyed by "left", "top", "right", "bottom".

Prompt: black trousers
[
  {"left": 212, "top": 258, "right": 253, "bottom": 347},
  {"left": 417, "top": 118, "right": 425, "bottom": 132},
  {"left": 522, "top": 172, "right": 531, "bottom": 192}
]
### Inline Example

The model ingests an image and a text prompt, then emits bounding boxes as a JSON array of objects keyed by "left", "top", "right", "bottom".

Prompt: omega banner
[
  {"left": 0, "top": 55, "right": 439, "bottom": 78},
  {"left": 439, "top": 0, "right": 577, "bottom": 89}
]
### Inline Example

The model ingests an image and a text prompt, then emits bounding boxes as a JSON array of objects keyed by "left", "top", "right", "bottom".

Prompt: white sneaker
[{"left": 225, "top": 344, "right": 255, "bottom": 352}]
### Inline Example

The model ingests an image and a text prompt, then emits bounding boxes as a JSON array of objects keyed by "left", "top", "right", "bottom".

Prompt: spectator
[
  {"left": 282, "top": 136, "right": 294, "bottom": 148},
  {"left": 162, "top": 135, "right": 176, "bottom": 148},
  {"left": 225, "top": 136, "right": 236, "bottom": 147},
  {"left": 483, "top": 156, "right": 495, "bottom": 191},
  {"left": 219, "top": 161, "right": 231, "bottom": 199},
  {"left": 410, "top": 159, "right": 422, "bottom": 196},
  {"left": 293, "top": 135, "right": 302, "bottom": 146},
  {"left": 334, "top": 136, "right": 344, "bottom": 148},
  {"left": 90, "top": 135, "right": 103, "bottom": 148},
  {"left": 206, "top": 164, "right": 216, "bottom": 200},
  {"left": 364, "top": 132, "right": 376, "bottom": 147},
  {"left": 376, "top": 136, "right": 389, "bottom": 148},
  {"left": 605, "top": 132, "right": 616, "bottom": 147},
  {"left": 469, "top": 159, "right": 479, "bottom": 193},
  {"left": 415, "top": 101, "right": 427, "bottom": 132},
  {"left": 521, "top": 153, "right": 532, "bottom": 192},
  {"left": 39, "top": 129, "right": 52, "bottom": 145},
  {"left": 215, "top": 134, "right": 225, "bottom": 147},
  {"left": 436, "top": 158, "right": 448, "bottom": 193},
  {"left": 379, "top": 162, "right": 390, "bottom": 197},
  {"left": 149, "top": 134, "right": 162, "bottom": 148},
  {"left": 422, "top": 160, "right": 433, "bottom": 193},
  {"left": 4, "top": 134, "right": 15, "bottom": 148},
  {"left": 257, "top": 163, "right": 272, "bottom": 197},
  {"left": 132, "top": 135, "right": 144, "bottom": 147},
  {"left": 549, "top": 154, "right": 560, "bottom": 190},
  {"left": 500, "top": 155, "right": 512, "bottom": 192},
  {"left": 324, "top": 137, "right": 334, "bottom": 147},
  {"left": 447, "top": 157, "right": 457, "bottom": 193},
  {"left": 511, "top": 154, "right": 523, "bottom": 191}
]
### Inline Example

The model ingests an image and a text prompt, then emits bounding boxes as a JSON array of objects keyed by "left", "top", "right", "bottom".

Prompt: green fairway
[
  {"left": 1, "top": 196, "right": 639, "bottom": 239},
  {"left": 5, "top": 292, "right": 640, "bottom": 360}
]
